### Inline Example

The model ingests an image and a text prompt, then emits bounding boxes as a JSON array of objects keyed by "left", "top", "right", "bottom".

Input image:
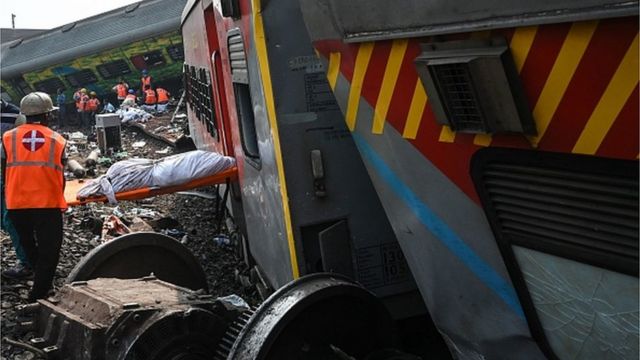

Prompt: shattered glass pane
[{"left": 513, "top": 246, "right": 639, "bottom": 360}]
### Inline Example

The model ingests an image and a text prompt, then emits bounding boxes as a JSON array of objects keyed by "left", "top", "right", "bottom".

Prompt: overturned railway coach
[
  {"left": 0, "top": 0, "right": 187, "bottom": 109},
  {"left": 182, "top": 0, "right": 639, "bottom": 359}
]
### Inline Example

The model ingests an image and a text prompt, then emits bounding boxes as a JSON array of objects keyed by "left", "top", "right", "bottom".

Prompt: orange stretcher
[{"left": 64, "top": 167, "right": 238, "bottom": 206}]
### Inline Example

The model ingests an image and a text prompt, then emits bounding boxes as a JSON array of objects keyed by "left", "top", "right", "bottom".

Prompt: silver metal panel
[
  {"left": 299, "top": 0, "right": 638, "bottom": 42},
  {"left": 513, "top": 246, "right": 639, "bottom": 360},
  {"left": 239, "top": 9, "right": 296, "bottom": 289},
  {"left": 329, "top": 69, "right": 545, "bottom": 358},
  {"left": 1, "top": 0, "right": 187, "bottom": 78}
]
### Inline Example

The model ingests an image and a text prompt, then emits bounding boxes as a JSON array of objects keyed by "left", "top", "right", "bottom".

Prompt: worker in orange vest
[
  {"left": 142, "top": 84, "right": 157, "bottom": 112},
  {"left": 112, "top": 78, "right": 129, "bottom": 105},
  {"left": 86, "top": 92, "right": 101, "bottom": 126},
  {"left": 76, "top": 89, "right": 90, "bottom": 128},
  {"left": 155, "top": 87, "right": 171, "bottom": 112},
  {"left": 140, "top": 69, "right": 153, "bottom": 93},
  {"left": 1, "top": 92, "right": 66, "bottom": 301}
]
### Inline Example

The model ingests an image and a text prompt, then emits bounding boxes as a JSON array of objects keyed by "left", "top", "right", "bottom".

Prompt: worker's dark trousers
[{"left": 8, "top": 209, "right": 63, "bottom": 301}]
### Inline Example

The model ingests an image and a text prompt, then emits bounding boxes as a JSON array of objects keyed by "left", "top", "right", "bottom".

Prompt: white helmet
[{"left": 20, "top": 92, "right": 58, "bottom": 116}]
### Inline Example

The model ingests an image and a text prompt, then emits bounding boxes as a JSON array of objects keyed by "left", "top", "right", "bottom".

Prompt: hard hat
[
  {"left": 81, "top": 88, "right": 87, "bottom": 94},
  {"left": 90, "top": 91, "right": 97, "bottom": 96},
  {"left": 128, "top": 89, "right": 135, "bottom": 94},
  {"left": 142, "top": 69, "right": 148, "bottom": 75},
  {"left": 20, "top": 92, "right": 58, "bottom": 116}
]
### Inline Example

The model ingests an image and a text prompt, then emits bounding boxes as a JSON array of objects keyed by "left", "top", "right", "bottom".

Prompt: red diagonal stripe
[
  {"left": 596, "top": 85, "right": 639, "bottom": 159},
  {"left": 537, "top": 17, "right": 639, "bottom": 152}
]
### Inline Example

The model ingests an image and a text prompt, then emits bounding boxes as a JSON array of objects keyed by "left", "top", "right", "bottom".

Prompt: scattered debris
[
  {"left": 67, "top": 159, "right": 87, "bottom": 179},
  {"left": 1, "top": 115, "right": 258, "bottom": 359},
  {"left": 131, "top": 141, "right": 147, "bottom": 148}
]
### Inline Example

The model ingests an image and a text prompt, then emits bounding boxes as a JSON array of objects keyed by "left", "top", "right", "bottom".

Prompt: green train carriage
[{"left": 0, "top": 0, "right": 187, "bottom": 110}]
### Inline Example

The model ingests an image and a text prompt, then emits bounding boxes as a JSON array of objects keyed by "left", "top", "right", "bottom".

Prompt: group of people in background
[
  {"left": 112, "top": 69, "right": 172, "bottom": 113},
  {"left": 54, "top": 69, "right": 171, "bottom": 130}
]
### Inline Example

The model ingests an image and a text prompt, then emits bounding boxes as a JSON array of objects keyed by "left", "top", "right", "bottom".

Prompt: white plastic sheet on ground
[
  {"left": 77, "top": 150, "right": 236, "bottom": 204},
  {"left": 116, "top": 107, "right": 154, "bottom": 123}
]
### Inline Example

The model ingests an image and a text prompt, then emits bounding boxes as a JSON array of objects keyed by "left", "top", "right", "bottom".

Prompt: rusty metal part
[
  {"left": 67, "top": 159, "right": 87, "bottom": 178},
  {"left": 221, "top": 273, "right": 395, "bottom": 360},
  {"left": 23, "top": 277, "right": 242, "bottom": 360},
  {"left": 66, "top": 232, "right": 208, "bottom": 292},
  {"left": 84, "top": 149, "right": 100, "bottom": 167}
]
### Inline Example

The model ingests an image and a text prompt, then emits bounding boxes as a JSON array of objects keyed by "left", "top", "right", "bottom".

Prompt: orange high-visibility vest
[
  {"left": 77, "top": 94, "right": 89, "bottom": 111},
  {"left": 156, "top": 88, "right": 170, "bottom": 103},
  {"left": 144, "top": 89, "right": 157, "bottom": 105},
  {"left": 116, "top": 84, "right": 128, "bottom": 99},
  {"left": 87, "top": 98, "right": 100, "bottom": 112},
  {"left": 2, "top": 124, "right": 67, "bottom": 209},
  {"left": 141, "top": 76, "right": 152, "bottom": 90}
]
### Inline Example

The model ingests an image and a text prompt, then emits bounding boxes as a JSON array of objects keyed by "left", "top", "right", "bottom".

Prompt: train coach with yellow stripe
[{"left": 182, "top": 0, "right": 638, "bottom": 358}]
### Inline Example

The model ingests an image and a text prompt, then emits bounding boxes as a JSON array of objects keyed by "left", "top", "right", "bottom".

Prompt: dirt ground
[{"left": 0, "top": 120, "right": 259, "bottom": 359}]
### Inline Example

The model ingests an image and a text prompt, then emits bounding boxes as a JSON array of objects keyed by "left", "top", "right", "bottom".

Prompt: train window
[
  {"left": 227, "top": 29, "right": 260, "bottom": 163},
  {"left": 96, "top": 60, "right": 131, "bottom": 79},
  {"left": 9, "top": 77, "right": 32, "bottom": 97},
  {"left": 167, "top": 44, "right": 185, "bottom": 61},
  {"left": 33, "top": 78, "right": 66, "bottom": 94},
  {"left": 65, "top": 69, "right": 98, "bottom": 87},
  {"left": 130, "top": 50, "right": 166, "bottom": 70}
]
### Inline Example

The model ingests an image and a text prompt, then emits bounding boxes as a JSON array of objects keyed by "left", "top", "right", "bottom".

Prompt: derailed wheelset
[{"left": 17, "top": 232, "right": 414, "bottom": 359}]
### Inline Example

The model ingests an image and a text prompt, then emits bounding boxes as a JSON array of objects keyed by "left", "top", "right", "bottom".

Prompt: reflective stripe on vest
[{"left": 3, "top": 125, "right": 67, "bottom": 209}]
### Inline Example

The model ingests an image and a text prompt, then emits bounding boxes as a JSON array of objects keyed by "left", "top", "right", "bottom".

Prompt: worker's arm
[
  {"left": 61, "top": 143, "right": 67, "bottom": 192},
  {"left": 1, "top": 139, "right": 6, "bottom": 187}
]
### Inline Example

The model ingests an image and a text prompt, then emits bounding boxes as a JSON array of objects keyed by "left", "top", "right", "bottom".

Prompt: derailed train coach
[
  {"left": 181, "top": 0, "right": 639, "bottom": 359},
  {"left": 0, "top": 0, "right": 187, "bottom": 109}
]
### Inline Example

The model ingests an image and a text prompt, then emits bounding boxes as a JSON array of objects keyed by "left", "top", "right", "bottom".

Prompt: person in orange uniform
[
  {"left": 86, "top": 91, "right": 101, "bottom": 126},
  {"left": 112, "top": 78, "right": 129, "bottom": 105},
  {"left": 155, "top": 87, "right": 171, "bottom": 112},
  {"left": 142, "top": 84, "right": 157, "bottom": 112},
  {"left": 140, "top": 69, "right": 153, "bottom": 93},
  {"left": 1, "top": 92, "right": 67, "bottom": 301}
]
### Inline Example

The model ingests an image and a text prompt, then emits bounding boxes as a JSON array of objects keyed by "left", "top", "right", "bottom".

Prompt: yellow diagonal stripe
[
  {"left": 529, "top": 21, "right": 598, "bottom": 147},
  {"left": 402, "top": 79, "right": 428, "bottom": 139},
  {"left": 346, "top": 43, "right": 374, "bottom": 131},
  {"left": 439, "top": 125, "right": 456, "bottom": 143},
  {"left": 573, "top": 34, "right": 639, "bottom": 155},
  {"left": 327, "top": 52, "right": 341, "bottom": 91},
  {"left": 473, "top": 133, "right": 493, "bottom": 146},
  {"left": 473, "top": 25, "right": 538, "bottom": 146},
  {"left": 511, "top": 26, "right": 538, "bottom": 72},
  {"left": 253, "top": 0, "right": 299, "bottom": 278},
  {"left": 372, "top": 39, "right": 409, "bottom": 134}
]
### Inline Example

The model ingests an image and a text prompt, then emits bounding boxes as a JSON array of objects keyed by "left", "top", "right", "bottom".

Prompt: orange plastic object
[{"left": 65, "top": 167, "right": 238, "bottom": 206}]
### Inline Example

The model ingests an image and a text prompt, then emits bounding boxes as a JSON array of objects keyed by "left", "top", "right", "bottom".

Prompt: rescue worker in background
[
  {"left": 122, "top": 89, "right": 137, "bottom": 108},
  {"left": 142, "top": 84, "right": 157, "bottom": 112},
  {"left": 72, "top": 88, "right": 83, "bottom": 112},
  {"left": 140, "top": 69, "right": 153, "bottom": 93},
  {"left": 55, "top": 88, "right": 66, "bottom": 129},
  {"left": 86, "top": 91, "right": 101, "bottom": 126},
  {"left": 112, "top": 78, "right": 129, "bottom": 105},
  {"left": 1, "top": 92, "right": 67, "bottom": 301},
  {"left": 0, "top": 99, "right": 32, "bottom": 279},
  {"left": 75, "top": 88, "right": 89, "bottom": 128},
  {"left": 155, "top": 87, "right": 171, "bottom": 113}
]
